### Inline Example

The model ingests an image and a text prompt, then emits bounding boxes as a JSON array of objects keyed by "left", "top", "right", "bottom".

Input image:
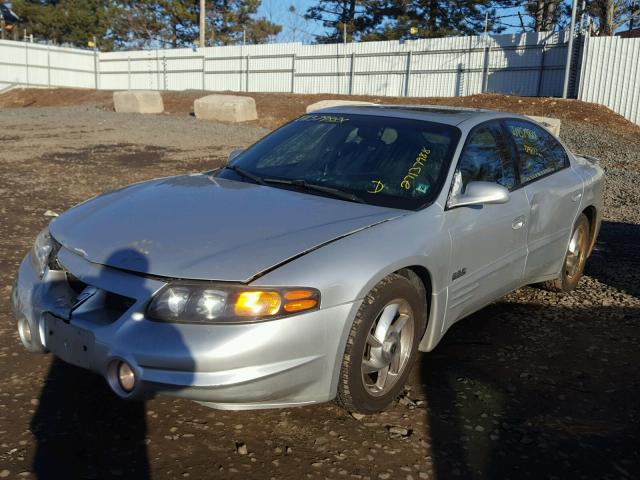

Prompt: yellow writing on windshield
[
  {"left": 401, "top": 147, "right": 431, "bottom": 190},
  {"left": 297, "top": 114, "right": 349, "bottom": 124},
  {"left": 368, "top": 180, "right": 385, "bottom": 194}
]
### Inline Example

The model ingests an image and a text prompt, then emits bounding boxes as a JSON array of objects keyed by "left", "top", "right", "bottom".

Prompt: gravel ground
[{"left": 0, "top": 104, "right": 638, "bottom": 480}]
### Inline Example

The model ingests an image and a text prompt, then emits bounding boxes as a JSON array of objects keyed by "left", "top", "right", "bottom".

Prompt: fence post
[
  {"left": 404, "top": 51, "right": 412, "bottom": 97},
  {"left": 536, "top": 41, "right": 547, "bottom": 97},
  {"left": 155, "top": 49, "right": 159, "bottom": 90},
  {"left": 349, "top": 52, "right": 355, "bottom": 95},
  {"left": 163, "top": 53, "right": 167, "bottom": 90},
  {"left": 291, "top": 54, "right": 296, "bottom": 93},
  {"left": 202, "top": 50, "right": 206, "bottom": 91},
  {"left": 576, "top": 33, "right": 590, "bottom": 100},
  {"left": 562, "top": 0, "right": 578, "bottom": 99},
  {"left": 127, "top": 55, "right": 131, "bottom": 90},
  {"left": 25, "top": 39, "right": 29, "bottom": 87},
  {"left": 481, "top": 39, "right": 490, "bottom": 93},
  {"left": 93, "top": 42, "right": 99, "bottom": 90},
  {"left": 47, "top": 45, "right": 51, "bottom": 88},
  {"left": 245, "top": 54, "right": 250, "bottom": 92}
]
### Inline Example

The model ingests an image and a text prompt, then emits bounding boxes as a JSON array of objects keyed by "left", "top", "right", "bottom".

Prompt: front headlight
[
  {"left": 147, "top": 283, "right": 320, "bottom": 324},
  {"left": 30, "top": 227, "right": 55, "bottom": 278}
]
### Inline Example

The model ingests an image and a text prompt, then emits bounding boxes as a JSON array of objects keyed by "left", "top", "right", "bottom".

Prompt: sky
[
  {"left": 257, "top": 1, "right": 546, "bottom": 43},
  {"left": 258, "top": 0, "right": 323, "bottom": 43}
]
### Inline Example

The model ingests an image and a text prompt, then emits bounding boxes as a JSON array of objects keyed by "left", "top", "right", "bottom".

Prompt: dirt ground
[
  {"left": 1, "top": 87, "right": 639, "bottom": 140},
  {"left": 0, "top": 89, "right": 639, "bottom": 480}
]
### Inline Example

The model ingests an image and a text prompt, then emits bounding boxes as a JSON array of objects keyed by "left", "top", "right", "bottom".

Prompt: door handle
[
  {"left": 571, "top": 191, "right": 583, "bottom": 202},
  {"left": 512, "top": 216, "right": 525, "bottom": 230}
]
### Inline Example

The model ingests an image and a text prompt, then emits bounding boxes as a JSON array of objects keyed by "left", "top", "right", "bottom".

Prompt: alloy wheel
[{"left": 361, "top": 299, "right": 415, "bottom": 397}]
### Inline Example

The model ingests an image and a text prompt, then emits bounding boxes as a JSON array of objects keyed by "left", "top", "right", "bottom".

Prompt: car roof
[{"left": 312, "top": 104, "right": 526, "bottom": 128}]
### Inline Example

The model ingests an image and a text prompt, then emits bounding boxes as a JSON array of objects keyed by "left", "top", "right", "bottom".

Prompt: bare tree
[
  {"left": 587, "top": 0, "right": 639, "bottom": 35},
  {"left": 529, "top": 0, "right": 563, "bottom": 31}
]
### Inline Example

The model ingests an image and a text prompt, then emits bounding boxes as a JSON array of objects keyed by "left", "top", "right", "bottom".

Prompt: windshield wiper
[
  {"left": 263, "top": 178, "right": 365, "bottom": 204},
  {"left": 223, "top": 165, "right": 266, "bottom": 185}
]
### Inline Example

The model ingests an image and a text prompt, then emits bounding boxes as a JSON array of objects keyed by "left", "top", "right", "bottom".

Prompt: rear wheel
[
  {"left": 336, "top": 273, "right": 426, "bottom": 414},
  {"left": 542, "top": 213, "right": 590, "bottom": 292}
]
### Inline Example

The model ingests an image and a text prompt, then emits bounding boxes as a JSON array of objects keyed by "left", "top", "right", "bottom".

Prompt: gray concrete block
[
  {"left": 526, "top": 115, "right": 561, "bottom": 137},
  {"left": 113, "top": 90, "right": 164, "bottom": 114},
  {"left": 194, "top": 95, "right": 258, "bottom": 122},
  {"left": 306, "top": 99, "right": 376, "bottom": 113}
]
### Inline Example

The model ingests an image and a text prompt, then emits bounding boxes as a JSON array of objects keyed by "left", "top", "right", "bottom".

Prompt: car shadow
[
  {"left": 585, "top": 220, "right": 640, "bottom": 299},
  {"left": 30, "top": 359, "right": 150, "bottom": 479},
  {"left": 415, "top": 220, "right": 640, "bottom": 478},
  {"left": 30, "top": 248, "right": 195, "bottom": 479}
]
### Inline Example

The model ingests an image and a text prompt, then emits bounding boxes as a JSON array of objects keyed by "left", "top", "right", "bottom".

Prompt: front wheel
[
  {"left": 336, "top": 273, "right": 426, "bottom": 414},
  {"left": 542, "top": 213, "right": 590, "bottom": 292}
]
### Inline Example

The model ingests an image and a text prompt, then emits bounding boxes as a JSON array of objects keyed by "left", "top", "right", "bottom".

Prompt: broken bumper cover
[{"left": 11, "top": 247, "right": 356, "bottom": 409}]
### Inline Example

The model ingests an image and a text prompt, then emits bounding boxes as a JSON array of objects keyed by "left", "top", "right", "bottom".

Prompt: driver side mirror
[
  {"left": 448, "top": 180, "right": 510, "bottom": 209},
  {"left": 227, "top": 148, "right": 244, "bottom": 164}
]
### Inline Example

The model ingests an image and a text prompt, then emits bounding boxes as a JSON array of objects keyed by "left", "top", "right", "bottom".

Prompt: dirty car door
[
  {"left": 502, "top": 119, "right": 583, "bottom": 282},
  {"left": 444, "top": 121, "right": 528, "bottom": 330}
]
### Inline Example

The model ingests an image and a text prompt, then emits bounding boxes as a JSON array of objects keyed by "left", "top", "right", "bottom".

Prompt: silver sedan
[{"left": 11, "top": 106, "right": 604, "bottom": 413}]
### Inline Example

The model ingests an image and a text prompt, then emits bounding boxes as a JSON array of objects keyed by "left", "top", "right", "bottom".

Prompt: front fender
[{"left": 251, "top": 206, "right": 451, "bottom": 396}]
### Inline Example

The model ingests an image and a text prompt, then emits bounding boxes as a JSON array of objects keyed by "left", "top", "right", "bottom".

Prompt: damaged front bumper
[{"left": 11, "top": 246, "right": 355, "bottom": 409}]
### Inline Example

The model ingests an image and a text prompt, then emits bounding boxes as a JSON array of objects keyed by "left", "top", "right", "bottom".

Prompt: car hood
[{"left": 50, "top": 174, "right": 404, "bottom": 282}]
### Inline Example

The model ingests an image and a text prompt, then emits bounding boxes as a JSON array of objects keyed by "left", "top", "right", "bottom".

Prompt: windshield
[{"left": 217, "top": 113, "right": 461, "bottom": 210}]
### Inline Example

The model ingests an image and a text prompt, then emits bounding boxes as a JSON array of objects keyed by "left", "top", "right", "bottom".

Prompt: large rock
[
  {"left": 113, "top": 90, "right": 164, "bottom": 114},
  {"left": 526, "top": 115, "right": 561, "bottom": 137},
  {"left": 306, "top": 99, "right": 376, "bottom": 113},
  {"left": 194, "top": 95, "right": 258, "bottom": 122}
]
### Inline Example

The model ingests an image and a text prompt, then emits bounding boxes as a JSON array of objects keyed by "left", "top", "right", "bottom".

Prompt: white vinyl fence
[
  {"left": 578, "top": 35, "right": 640, "bottom": 126},
  {"left": 0, "top": 39, "right": 97, "bottom": 91},
  {"left": 98, "top": 31, "right": 570, "bottom": 98},
  {"left": 2, "top": 31, "right": 570, "bottom": 98}
]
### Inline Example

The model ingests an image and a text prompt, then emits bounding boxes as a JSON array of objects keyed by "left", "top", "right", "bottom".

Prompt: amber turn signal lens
[
  {"left": 283, "top": 289, "right": 315, "bottom": 300},
  {"left": 283, "top": 299, "right": 318, "bottom": 313},
  {"left": 234, "top": 291, "right": 281, "bottom": 317}
]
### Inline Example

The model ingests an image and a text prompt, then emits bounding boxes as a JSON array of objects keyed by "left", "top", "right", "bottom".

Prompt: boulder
[
  {"left": 113, "top": 90, "right": 164, "bottom": 114},
  {"left": 526, "top": 115, "right": 561, "bottom": 137},
  {"left": 194, "top": 95, "right": 257, "bottom": 122},
  {"left": 306, "top": 99, "right": 376, "bottom": 113}
]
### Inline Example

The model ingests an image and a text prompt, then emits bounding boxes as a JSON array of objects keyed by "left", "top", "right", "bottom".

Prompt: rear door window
[{"left": 504, "top": 119, "right": 567, "bottom": 184}]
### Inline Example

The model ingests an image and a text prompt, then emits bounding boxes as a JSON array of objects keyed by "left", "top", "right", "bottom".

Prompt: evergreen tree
[
  {"left": 306, "top": 0, "right": 512, "bottom": 42},
  {"left": 12, "top": 0, "right": 113, "bottom": 49},
  {"left": 203, "top": 0, "right": 281, "bottom": 45},
  {"left": 304, "top": 0, "right": 388, "bottom": 42},
  {"left": 109, "top": 0, "right": 198, "bottom": 49},
  {"left": 12, "top": 0, "right": 280, "bottom": 50},
  {"left": 109, "top": 0, "right": 280, "bottom": 49}
]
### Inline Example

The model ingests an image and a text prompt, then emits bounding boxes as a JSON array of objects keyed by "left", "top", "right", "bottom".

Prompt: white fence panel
[
  {"left": 579, "top": 36, "right": 640, "bottom": 125},
  {"left": 0, "top": 40, "right": 95, "bottom": 88}
]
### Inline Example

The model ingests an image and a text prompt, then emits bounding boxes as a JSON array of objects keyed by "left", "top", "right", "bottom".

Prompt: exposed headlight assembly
[
  {"left": 147, "top": 284, "right": 320, "bottom": 324},
  {"left": 30, "top": 227, "right": 55, "bottom": 278}
]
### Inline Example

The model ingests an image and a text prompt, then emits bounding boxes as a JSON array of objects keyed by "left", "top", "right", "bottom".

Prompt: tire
[
  {"left": 336, "top": 273, "right": 427, "bottom": 414},
  {"left": 541, "top": 213, "right": 590, "bottom": 292}
]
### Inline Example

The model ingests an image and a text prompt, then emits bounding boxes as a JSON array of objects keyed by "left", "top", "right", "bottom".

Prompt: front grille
[
  {"left": 56, "top": 262, "right": 137, "bottom": 325},
  {"left": 66, "top": 271, "right": 87, "bottom": 295},
  {"left": 47, "top": 239, "right": 63, "bottom": 271},
  {"left": 103, "top": 291, "right": 136, "bottom": 315}
]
